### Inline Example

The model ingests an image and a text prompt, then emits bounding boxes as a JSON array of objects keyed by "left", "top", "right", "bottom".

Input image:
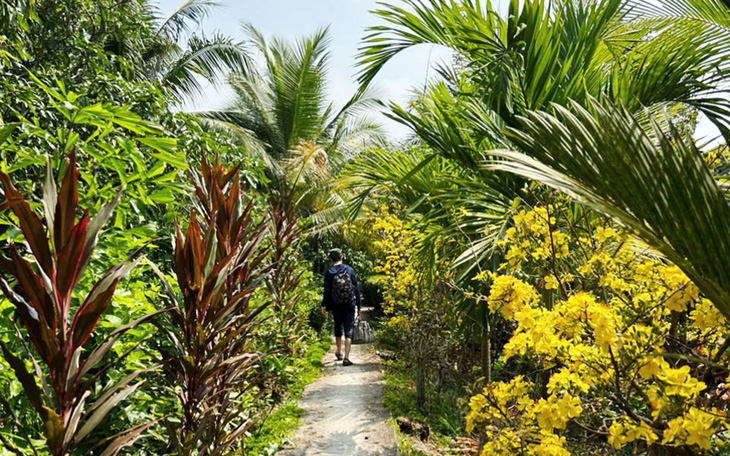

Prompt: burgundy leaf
[
  {"left": 0, "top": 172, "right": 54, "bottom": 277},
  {"left": 75, "top": 190, "right": 123, "bottom": 286},
  {"left": 97, "top": 419, "right": 160, "bottom": 456},
  {"left": 53, "top": 149, "right": 79, "bottom": 253},
  {"left": 0, "top": 254, "right": 13, "bottom": 275},
  {"left": 0, "top": 278, "right": 58, "bottom": 365},
  {"left": 70, "top": 257, "right": 140, "bottom": 349},
  {"left": 55, "top": 212, "right": 88, "bottom": 304},
  {"left": 0, "top": 342, "right": 46, "bottom": 414},
  {"left": 8, "top": 245, "right": 56, "bottom": 331}
]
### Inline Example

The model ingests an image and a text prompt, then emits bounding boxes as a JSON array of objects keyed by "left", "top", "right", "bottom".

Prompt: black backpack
[{"left": 332, "top": 271, "right": 355, "bottom": 308}]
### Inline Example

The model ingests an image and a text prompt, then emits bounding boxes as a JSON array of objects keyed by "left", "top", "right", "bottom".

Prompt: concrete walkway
[{"left": 278, "top": 343, "right": 399, "bottom": 456}]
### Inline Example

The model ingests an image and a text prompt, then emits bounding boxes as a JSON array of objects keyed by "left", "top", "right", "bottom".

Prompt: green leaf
[
  {"left": 0, "top": 342, "right": 45, "bottom": 414},
  {"left": 0, "top": 123, "right": 19, "bottom": 146},
  {"left": 138, "top": 137, "right": 178, "bottom": 154}
]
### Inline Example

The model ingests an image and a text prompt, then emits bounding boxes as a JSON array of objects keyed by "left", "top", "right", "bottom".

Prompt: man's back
[{"left": 323, "top": 263, "right": 361, "bottom": 311}]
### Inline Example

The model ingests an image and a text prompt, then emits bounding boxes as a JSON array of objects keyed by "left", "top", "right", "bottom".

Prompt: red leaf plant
[
  {"left": 0, "top": 152, "right": 162, "bottom": 456},
  {"left": 152, "top": 155, "right": 271, "bottom": 455},
  {"left": 265, "top": 201, "right": 305, "bottom": 354}
]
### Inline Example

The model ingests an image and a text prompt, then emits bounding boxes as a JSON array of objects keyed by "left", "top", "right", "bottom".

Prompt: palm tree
[
  {"left": 356, "top": 0, "right": 730, "bottom": 318},
  {"left": 201, "top": 25, "right": 382, "bottom": 215},
  {"left": 138, "top": 1, "right": 253, "bottom": 103}
]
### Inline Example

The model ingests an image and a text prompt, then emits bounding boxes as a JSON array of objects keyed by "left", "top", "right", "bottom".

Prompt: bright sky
[
  {"left": 156, "top": 0, "right": 721, "bottom": 145},
  {"left": 157, "top": 0, "right": 463, "bottom": 139}
]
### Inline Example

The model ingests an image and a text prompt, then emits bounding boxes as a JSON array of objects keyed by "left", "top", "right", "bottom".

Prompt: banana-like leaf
[
  {"left": 0, "top": 171, "right": 54, "bottom": 277},
  {"left": 53, "top": 150, "right": 79, "bottom": 256}
]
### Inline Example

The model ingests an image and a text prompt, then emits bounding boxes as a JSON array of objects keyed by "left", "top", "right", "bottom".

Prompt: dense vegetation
[
  {"left": 4, "top": 0, "right": 730, "bottom": 455},
  {"left": 0, "top": 1, "right": 373, "bottom": 455},
  {"left": 348, "top": 0, "right": 730, "bottom": 455}
]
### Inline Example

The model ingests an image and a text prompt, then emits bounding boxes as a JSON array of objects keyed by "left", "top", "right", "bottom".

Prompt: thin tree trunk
[{"left": 481, "top": 321, "right": 491, "bottom": 381}]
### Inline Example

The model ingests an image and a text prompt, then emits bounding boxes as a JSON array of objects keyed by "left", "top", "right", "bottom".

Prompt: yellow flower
[
  {"left": 638, "top": 355, "right": 667, "bottom": 379},
  {"left": 488, "top": 275, "right": 538, "bottom": 318},
  {"left": 661, "top": 266, "right": 698, "bottom": 312},
  {"left": 658, "top": 365, "right": 706, "bottom": 398},
  {"left": 662, "top": 408, "right": 720, "bottom": 450},
  {"left": 530, "top": 433, "right": 570, "bottom": 456},
  {"left": 474, "top": 270, "right": 489, "bottom": 282},
  {"left": 608, "top": 419, "right": 658, "bottom": 449},
  {"left": 544, "top": 275, "right": 559, "bottom": 290},
  {"left": 691, "top": 298, "right": 726, "bottom": 330},
  {"left": 534, "top": 394, "right": 582, "bottom": 431},
  {"left": 593, "top": 226, "right": 618, "bottom": 243}
]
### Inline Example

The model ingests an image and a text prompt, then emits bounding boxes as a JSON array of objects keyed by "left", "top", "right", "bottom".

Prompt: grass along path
[{"left": 277, "top": 342, "right": 398, "bottom": 456}]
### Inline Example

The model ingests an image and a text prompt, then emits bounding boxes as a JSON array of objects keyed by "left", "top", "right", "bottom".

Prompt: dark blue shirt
[{"left": 322, "top": 263, "right": 361, "bottom": 311}]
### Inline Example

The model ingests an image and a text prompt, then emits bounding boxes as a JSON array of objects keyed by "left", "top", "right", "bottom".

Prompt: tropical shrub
[
  {"left": 0, "top": 152, "right": 161, "bottom": 456},
  {"left": 265, "top": 202, "right": 305, "bottom": 353},
  {"left": 466, "top": 204, "right": 730, "bottom": 455},
  {"left": 152, "top": 156, "right": 271, "bottom": 455}
]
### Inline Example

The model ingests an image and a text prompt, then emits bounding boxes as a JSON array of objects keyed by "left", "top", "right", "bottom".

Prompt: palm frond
[
  {"left": 488, "top": 99, "right": 730, "bottom": 317},
  {"left": 340, "top": 145, "right": 516, "bottom": 283},
  {"left": 155, "top": 0, "right": 219, "bottom": 43},
  {"left": 161, "top": 33, "right": 252, "bottom": 102},
  {"left": 357, "top": 0, "right": 496, "bottom": 87}
]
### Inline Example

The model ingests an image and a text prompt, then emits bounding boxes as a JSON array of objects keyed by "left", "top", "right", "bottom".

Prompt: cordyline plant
[
  {"left": 0, "top": 152, "right": 161, "bottom": 456},
  {"left": 153, "top": 155, "right": 271, "bottom": 455},
  {"left": 265, "top": 201, "right": 305, "bottom": 353}
]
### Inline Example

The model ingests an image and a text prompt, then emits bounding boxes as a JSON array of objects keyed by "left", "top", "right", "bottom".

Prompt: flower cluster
[
  {"left": 371, "top": 209, "right": 423, "bottom": 317},
  {"left": 467, "top": 205, "right": 730, "bottom": 454}
]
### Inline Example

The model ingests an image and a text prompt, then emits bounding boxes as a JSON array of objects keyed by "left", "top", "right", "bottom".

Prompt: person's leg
[
  {"left": 343, "top": 310, "right": 355, "bottom": 365},
  {"left": 333, "top": 309, "right": 344, "bottom": 360},
  {"left": 345, "top": 337, "right": 352, "bottom": 360}
]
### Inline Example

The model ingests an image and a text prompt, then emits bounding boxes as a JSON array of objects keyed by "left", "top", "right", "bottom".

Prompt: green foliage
[
  {"left": 140, "top": 2, "right": 253, "bottom": 103},
  {"left": 0, "top": 0, "right": 361, "bottom": 455},
  {"left": 0, "top": 76, "right": 188, "bottom": 240},
  {"left": 382, "top": 358, "right": 467, "bottom": 440}
]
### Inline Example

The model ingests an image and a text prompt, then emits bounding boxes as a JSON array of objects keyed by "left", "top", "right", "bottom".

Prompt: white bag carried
[{"left": 352, "top": 315, "right": 375, "bottom": 344}]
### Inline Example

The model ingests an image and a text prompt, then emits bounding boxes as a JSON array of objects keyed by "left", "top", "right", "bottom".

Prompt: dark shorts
[{"left": 333, "top": 308, "right": 355, "bottom": 339}]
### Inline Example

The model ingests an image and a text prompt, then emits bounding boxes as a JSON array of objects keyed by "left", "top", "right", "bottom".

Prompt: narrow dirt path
[{"left": 278, "top": 343, "right": 399, "bottom": 456}]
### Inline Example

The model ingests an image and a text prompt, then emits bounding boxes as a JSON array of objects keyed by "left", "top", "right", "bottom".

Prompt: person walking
[{"left": 321, "top": 248, "right": 361, "bottom": 366}]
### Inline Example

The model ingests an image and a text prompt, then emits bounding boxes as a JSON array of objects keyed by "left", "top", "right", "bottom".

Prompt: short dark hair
[{"left": 328, "top": 249, "right": 342, "bottom": 262}]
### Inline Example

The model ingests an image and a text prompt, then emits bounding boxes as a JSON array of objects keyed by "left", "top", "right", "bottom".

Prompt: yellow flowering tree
[
  {"left": 467, "top": 205, "right": 730, "bottom": 455},
  {"left": 371, "top": 207, "right": 460, "bottom": 405}
]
